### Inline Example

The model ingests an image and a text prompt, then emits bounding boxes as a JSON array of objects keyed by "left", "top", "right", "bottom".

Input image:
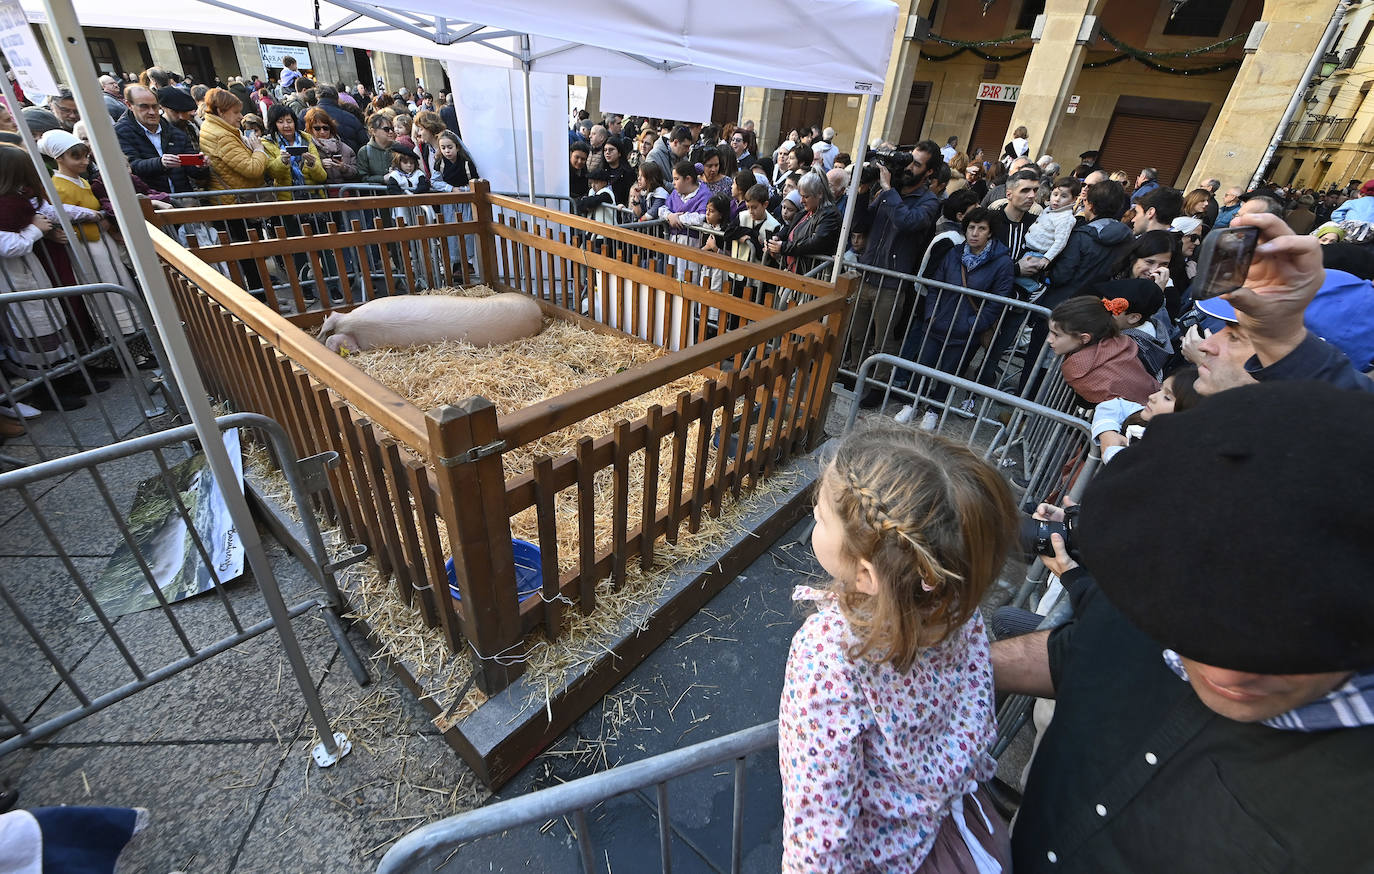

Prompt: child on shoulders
[{"left": 1015, "top": 176, "right": 1081, "bottom": 298}]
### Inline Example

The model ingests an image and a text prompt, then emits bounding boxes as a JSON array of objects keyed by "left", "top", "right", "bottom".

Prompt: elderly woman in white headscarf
[{"left": 1170, "top": 215, "right": 1203, "bottom": 279}]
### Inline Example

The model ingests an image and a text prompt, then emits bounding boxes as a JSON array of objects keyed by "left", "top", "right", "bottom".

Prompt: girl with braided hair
[{"left": 781, "top": 424, "right": 1019, "bottom": 873}]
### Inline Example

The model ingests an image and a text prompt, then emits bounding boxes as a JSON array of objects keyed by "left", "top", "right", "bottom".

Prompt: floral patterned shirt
[{"left": 779, "top": 586, "right": 998, "bottom": 872}]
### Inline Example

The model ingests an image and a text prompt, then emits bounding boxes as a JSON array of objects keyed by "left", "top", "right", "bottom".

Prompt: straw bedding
[{"left": 244, "top": 285, "right": 797, "bottom": 731}]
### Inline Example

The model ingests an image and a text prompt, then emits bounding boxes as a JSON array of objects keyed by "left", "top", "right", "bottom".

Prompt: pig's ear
[
  {"left": 318, "top": 313, "right": 339, "bottom": 340},
  {"left": 325, "top": 334, "right": 351, "bottom": 355}
]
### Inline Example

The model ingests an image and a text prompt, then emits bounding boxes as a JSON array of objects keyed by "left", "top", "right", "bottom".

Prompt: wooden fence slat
[
  {"left": 688, "top": 378, "right": 718, "bottom": 535},
  {"left": 531, "top": 454, "right": 563, "bottom": 636},
  {"left": 407, "top": 459, "right": 466, "bottom": 652},
  {"left": 382, "top": 440, "right": 432, "bottom": 622},
  {"left": 640, "top": 405, "right": 663, "bottom": 571},
  {"left": 611, "top": 419, "right": 631, "bottom": 591},
  {"left": 576, "top": 435, "right": 597, "bottom": 615}
]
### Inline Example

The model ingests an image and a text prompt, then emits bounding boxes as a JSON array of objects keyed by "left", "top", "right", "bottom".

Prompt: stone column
[
  {"left": 584, "top": 76, "right": 601, "bottom": 122},
  {"left": 372, "top": 51, "right": 406, "bottom": 93},
  {"left": 1189, "top": 0, "right": 1343, "bottom": 190},
  {"left": 142, "top": 29, "right": 182, "bottom": 74},
  {"left": 739, "top": 87, "right": 784, "bottom": 150},
  {"left": 1008, "top": 0, "right": 1103, "bottom": 159},
  {"left": 854, "top": 0, "right": 932, "bottom": 148},
  {"left": 231, "top": 36, "right": 264, "bottom": 82},
  {"left": 415, "top": 58, "right": 446, "bottom": 95}
]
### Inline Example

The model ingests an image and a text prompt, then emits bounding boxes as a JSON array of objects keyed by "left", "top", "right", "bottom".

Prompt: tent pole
[
  {"left": 521, "top": 35, "right": 537, "bottom": 204},
  {"left": 831, "top": 93, "right": 876, "bottom": 284},
  {"left": 40, "top": 0, "right": 345, "bottom": 758}
]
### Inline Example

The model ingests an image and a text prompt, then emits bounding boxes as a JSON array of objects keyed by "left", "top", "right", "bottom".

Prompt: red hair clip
[{"left": 1102, "top": 297, "right": 1130, "bottom": 317}]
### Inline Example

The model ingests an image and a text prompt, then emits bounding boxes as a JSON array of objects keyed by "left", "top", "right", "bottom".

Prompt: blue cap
[{"left": 1194, "top": 295, "right": 1238, "bottom": 324}]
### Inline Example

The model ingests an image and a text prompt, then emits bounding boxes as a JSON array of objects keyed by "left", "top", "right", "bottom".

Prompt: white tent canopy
[{"left": 23, "top": 0, "right": 896, "bottom": 95}]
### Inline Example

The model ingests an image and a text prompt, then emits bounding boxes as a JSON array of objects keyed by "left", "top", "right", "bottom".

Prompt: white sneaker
[
  {"left": 894, "top": 404, "right": 915, "bottom": 424},
  {"left": 920, "top": 411, "right": 939, "bottom": 431},
  {"left": 960, "top": 398, "right": 976, "bottom": 414},
  {"left": 0, "top": 402, "right": 39, "bottom": 419}
]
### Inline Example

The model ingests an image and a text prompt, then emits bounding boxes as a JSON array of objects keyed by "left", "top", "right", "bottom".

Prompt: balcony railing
[
  {"left": 1282, "top": 116, "right": 1356, "bottom": 143},
  {"left": 1339, "top": 45, "right": 1362, "bottom": 70}
]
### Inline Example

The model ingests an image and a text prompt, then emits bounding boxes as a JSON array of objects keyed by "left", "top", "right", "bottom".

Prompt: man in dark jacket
[
  {"left": 115, "top": 85, "right": 207, "bottom": 193},
  {"left": 997, "top": 379, "right": 1374, "bottom": 873},
  {"left": 316, "top": 85, "right": 366, "bottom": 152},
  {"left": 845, "top": 139, "right": 941, "bottom": 376},
  {"left": 440, "top": 93, "right": 460, "bottom": 138}
]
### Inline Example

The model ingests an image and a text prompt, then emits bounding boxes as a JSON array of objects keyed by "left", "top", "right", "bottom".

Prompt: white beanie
[{"left": 38, "top": 129, "right": 82, "bottom": 159}]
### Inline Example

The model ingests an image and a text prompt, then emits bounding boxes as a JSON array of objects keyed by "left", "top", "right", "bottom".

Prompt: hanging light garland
[{"left": 917, "top": 26, "right": 1245, "bottom": 76}]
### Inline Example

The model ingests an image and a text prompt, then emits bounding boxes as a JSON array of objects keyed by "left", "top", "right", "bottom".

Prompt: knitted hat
[
  {"left": 37, "top": 129, "right": 82, "bottom": 159},
  {"left": 1078, "top": 381, "right": 1374, "bottom": 674},
  {"left": 1315, "top": 222, "right": 1345, "bottom": 240},
  {"left": 1361, "top": 179, "right": 1374, "bottom": 196}
]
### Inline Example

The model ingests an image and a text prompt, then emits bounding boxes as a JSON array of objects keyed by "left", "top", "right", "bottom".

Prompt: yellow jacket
[
  {"left": 263, "top": 133, "right": 327, "bottom": 200},
  {"left": 199, "top": 112, "right": 270, "bottom": 203}
]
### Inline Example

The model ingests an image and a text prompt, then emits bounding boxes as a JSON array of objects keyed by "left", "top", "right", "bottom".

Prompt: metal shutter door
[
  {"left": 968, "top": 101, "right": 1014, "bottom": 164},
  {"left": 1098, "top": 113, "right": 1202, "bottom": 188}
]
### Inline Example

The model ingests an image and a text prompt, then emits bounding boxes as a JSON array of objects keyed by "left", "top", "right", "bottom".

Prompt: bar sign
[{"left": 977, "top": 82, "right": 1021, "bottom": 102}]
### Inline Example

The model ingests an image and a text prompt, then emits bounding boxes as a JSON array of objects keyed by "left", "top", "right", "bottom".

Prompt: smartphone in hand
[{"left": 1192, "top": 226, "right": 1258, "bottom": 299}]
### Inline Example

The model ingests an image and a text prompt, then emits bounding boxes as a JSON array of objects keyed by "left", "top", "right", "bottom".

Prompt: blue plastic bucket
[{"left": 446, "top": 538, "right": 544, "bottom": 603}]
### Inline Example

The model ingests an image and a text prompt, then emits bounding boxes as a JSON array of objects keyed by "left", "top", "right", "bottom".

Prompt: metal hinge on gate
[
  {"left": 297, "top": 451, "right": 340, "bottom": 494},
  {"left": 439, "top": 440, "right": 507, "bottom": 467}
]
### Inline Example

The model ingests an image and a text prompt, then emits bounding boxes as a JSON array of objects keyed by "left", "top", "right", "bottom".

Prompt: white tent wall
[
  {"left": 21, "top": 0, "right": 896, "bottom": 95},
  {"left": 448, "top": 63, "right": 569, "bottom": 198}
]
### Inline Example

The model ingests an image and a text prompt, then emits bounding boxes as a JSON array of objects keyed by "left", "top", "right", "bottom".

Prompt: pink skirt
[{"left": 916, "top": 788, "right": 1011, "bottom": 874}]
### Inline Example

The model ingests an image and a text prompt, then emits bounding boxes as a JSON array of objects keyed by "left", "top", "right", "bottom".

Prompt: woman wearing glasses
[
  {"left": 357, "top": 113, "right": 397, "bottom": 185},
  {"left": 303, "top": 107, "right": 357, "bottom": 188}
]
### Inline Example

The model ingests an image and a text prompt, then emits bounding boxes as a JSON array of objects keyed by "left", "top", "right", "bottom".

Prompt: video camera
[{"left": 869, "top": 148, "right": 919, "bottom": 189}]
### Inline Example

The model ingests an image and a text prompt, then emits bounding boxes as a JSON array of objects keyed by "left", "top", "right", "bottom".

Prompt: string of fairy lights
[{"left": 917, "top": 27, "right": 1246, "bottom": 76}]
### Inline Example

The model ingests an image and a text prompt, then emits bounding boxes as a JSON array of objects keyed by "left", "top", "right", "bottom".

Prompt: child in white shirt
[{"left": 1015, "top": 177, "right": 1081, "bottom": 297}]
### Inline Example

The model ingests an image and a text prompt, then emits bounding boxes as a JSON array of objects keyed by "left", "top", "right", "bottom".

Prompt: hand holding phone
[{"left": 1192, "top": 226, "right": 1258, "bottom": 299}]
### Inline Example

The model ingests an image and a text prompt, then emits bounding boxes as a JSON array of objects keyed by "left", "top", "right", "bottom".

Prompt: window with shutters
[
  {"left": 899, "top": 82, "right": 933, "bottom": 147},
  {"left": 88, "top": 37, "right": 120, "bottom": 77},
  {"left": 712, "top": 86, "right": 741, "bottom": 126},
  {"left": 1163, "top": 0, "right": 1231, "bottom": 37}
]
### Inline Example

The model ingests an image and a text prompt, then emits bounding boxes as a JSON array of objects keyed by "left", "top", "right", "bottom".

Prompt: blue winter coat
[{"left": 924, "top": 238, "right": 1015, "bottom": 342}]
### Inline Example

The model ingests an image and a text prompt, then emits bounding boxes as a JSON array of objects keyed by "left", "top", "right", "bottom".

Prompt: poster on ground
[{"left": 84, "top": 429, "right": 245, "bottom": 620}]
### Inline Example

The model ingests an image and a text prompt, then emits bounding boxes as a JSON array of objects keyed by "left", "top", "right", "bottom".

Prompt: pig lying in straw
[{"left": 317, "top": 293, "right": 544, "bottom": 354}]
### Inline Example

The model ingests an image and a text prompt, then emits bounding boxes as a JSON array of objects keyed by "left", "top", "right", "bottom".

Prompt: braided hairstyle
[{"left": 820, "top": 424, "right": 1018, "bottom": 673}]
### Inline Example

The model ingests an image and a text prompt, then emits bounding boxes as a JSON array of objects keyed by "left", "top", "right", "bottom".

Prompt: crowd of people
[
  {"left": 2, "top": 64, "right": 1372, "bottom": 870},
  {"left": 566, "top": 117, "right": 1374, "bottom": 870},
  {"left": 0, "top": 62, "right": 485, "bottom": 418}
]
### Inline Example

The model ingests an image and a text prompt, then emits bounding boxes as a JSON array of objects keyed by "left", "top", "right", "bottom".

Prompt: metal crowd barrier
[
  {"left": 0, "top": 412, "right": 368, "bottom": 763},
  {"left": 0, "top": 284, "right": 182, "bottom": 470},
  {"left": 843, "top": 354, "right": 1099, "bottom": 524},
  {"left": 377, "top": 721, "right": 779, "bottom": 874}
]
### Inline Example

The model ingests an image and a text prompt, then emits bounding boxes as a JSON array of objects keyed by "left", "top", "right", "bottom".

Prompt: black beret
[
  {"left": 1076, "top": 381, "right": 1374, "bottom": 674},
  {"left": 388, "top": 142, "right": 419, "bottom": 160},
  {"left": 156, "top": 86, "right": 197, "bottom": 112},
  {"left": 584, "top": 163, "right": 610, "bottom": 181},
  {"left": 1091, "top": 277, "right": 1164, "bottom": 317}
]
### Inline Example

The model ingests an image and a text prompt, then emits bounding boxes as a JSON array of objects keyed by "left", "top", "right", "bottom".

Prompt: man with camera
[
  {"left": 994, "top": 213, "right": 1374, "bottom": 871},
  {"left": 842, "top": 140, "right": 942, "bottom": 388}
]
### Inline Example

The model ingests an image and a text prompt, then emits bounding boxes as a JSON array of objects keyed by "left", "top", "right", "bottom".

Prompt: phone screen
[{"left": 1193, "top": 226, "right": 1258, "bottom": 299}]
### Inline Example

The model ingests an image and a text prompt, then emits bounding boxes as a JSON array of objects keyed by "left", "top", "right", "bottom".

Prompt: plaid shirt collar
[{"left": 1162, "top": 649, "right": 1374, "bottom": 732}]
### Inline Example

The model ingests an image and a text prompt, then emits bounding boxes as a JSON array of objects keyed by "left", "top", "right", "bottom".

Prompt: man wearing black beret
[{"left": 995, "top": 381, "right": 1374, "bottom": 871}]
